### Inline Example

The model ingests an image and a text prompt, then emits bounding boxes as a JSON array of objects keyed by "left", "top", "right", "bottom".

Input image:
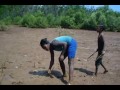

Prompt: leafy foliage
[{"left": 0, "top": 5, "right": 120, "bottom": 32}]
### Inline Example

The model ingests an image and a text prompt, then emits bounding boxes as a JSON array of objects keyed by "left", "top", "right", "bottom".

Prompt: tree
[
  {"left": 98, "top": 13, "right": 107, "bottom": 28},
  {"left": 106, "top": 15, "right": 116, "bottom": 31},
  {"left": 115, "top": 17, "right": 120, "bottom": 32},
  {"left": 81, "top": 12, "right": 97, "bottom": 30},
  {"left": 22, "top": 13, "right": 36, "bottom": 28},
  {"left": 61, "top": 16, "right": 75, "bottom": 29},
  {"left": 0, "top": 5, "right": 120, "bottom": 32}
]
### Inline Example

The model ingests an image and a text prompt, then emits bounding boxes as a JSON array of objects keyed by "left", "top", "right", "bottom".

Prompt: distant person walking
[{"left": 94, "top": 25, "right": 108, "bottom": 76}]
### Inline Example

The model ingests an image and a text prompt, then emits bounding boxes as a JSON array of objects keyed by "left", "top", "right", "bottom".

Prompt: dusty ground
[{"left": 0, "top": 25, "right": 120, "bottom": 85}]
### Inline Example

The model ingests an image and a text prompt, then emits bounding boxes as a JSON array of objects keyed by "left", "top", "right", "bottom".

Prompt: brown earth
[{"left": 0, "top": 25, "right": 120, "bottom": 85}]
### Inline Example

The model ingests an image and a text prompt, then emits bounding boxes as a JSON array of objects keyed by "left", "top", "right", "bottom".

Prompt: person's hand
[
  {"left": 59, "top": 55, "right": 64, "bottom": 61},
  {"left": 48, "top": 69, "right": 51, "bottom": 74},
  {"left": 47, "top": 69, "right": 54, "bottom": 78}
]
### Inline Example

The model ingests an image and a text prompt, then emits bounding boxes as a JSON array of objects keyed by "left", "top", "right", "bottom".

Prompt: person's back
[
  {"left": 54, "top": 36, "right": 72, "bottom": 44},
  {"left": 51, "top": 36, "right": 73, "bottom": 51}
]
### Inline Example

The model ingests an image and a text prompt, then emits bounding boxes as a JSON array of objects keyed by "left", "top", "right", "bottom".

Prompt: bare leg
[
  {"left": 59, "top": 60, "right": 66, "bottom": 77},
  {"left": 59, "top": 52, "right": 68, "bottom": 77},
  {"left": 95, "top": 59, "right": 100, "bottom": 76},
  {"left": 99, "top": 56, "right": 108, "bottom": 74},
  {"left": 68, "top": 58, "right": 74, "bottom": 84},
  {"left": 95, "top": 67, "right": 98, "bottom": 76},
  {"left": 100, "top": 62, "right": 108, "bottom": 74}
]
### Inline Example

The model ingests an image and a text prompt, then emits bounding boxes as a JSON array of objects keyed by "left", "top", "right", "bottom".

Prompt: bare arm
[
  {"left": 57, "top": 42, "right": 67, "bottom": 61},
  {"left": 68, "top": 58, "right": 74, "bottom": 85},
  {"left": 48, "top": 46, "right": 54, "bottom": 71},
  {"left": 60, "top": 42, "right": 67, "bottom": 56}
]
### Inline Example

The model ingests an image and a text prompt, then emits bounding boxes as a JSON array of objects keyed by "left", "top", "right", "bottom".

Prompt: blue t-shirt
[
  {"left": 54, "top": 36, "right": 72, "bottom": 44},
  {"left": 51, "top": 36, "right": 72, "bottom": 51}
]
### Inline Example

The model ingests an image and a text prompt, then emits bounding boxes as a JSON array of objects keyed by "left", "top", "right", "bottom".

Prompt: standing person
[
  {"left": 95, "top": 25, "right": 108, "bottom": 76},
  {"left": 40, "top": 36, "right": 77, "bottom": 85}
]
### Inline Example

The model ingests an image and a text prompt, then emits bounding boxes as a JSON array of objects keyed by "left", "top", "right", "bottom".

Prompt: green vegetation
[
  {"left": 0, "top": 21, "right": 8, "bottom": 31},
  {"left": 0, "top": 5, "right": 120, "bottom": 32}
]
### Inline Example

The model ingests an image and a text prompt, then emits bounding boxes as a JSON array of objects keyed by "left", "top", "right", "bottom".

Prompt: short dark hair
[
  {"left": 40, "top": 38, "right": 49, "bottom": 47},
  {"left": 98, "top": 25, "right": 105, "bottom": 31}
]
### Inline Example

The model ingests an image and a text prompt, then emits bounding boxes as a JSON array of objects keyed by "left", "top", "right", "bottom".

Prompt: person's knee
[{"left": 68, "top": 59, "right": 74, "bottom": 65}]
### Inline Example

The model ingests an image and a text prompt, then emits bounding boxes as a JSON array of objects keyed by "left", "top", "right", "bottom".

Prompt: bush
[
  {"left": 13, "top": 16, "right": 23, "bottom": 25},
  {"left": 81, "top": 19, "right": 90, "bottom": 29},
  {"left": 47, "top": 14, "right": 55, "bottom": 27},
  {"left": 33, "top": 11, "right": 44, "bottom": 17},
  {"left": 22, "top": 13, "right": 36, "bottom": 28},
  {"left": 73, "top": 12, "right": 84, "bottom": 29},
  {"left": 81, "top": 12, "right": 97, "bottom": 30},
  {"left": 0, "top": 22, "right": 8, "bottom": 31},
  {"left": 35, "top": 16, "right": 48, "bottom": 28},
  {"left": 114, "top": 17, "right": 120, "bottom": 32},
  {"left": 61, "top": 16, "right": 75, "bottom": 29},
  {"left": 46, "top": 14, "right": 61, "bottom": 28},
  {"left": 74, "top": 12, "right": 84, "bottom": 25},
  {"left": 52, "top": 16, "right": 61, "bottom": 27},
  {"left": 106, "top": 15, "right": 117, "bottom": 31},
  {"left": 98, "top": 14, "right": 107, "bottom": 28},
  {"left": 1, "top": 16, "right": 12, "bottom": 25}
]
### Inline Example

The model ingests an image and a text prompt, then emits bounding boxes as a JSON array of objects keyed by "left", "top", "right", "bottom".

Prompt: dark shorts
[
  {"left": 95, "top": 54, "right": 103, "bottom": 67},
  {"left": 95, "top": 58, "right": 102, "bottom": 66},
  {"left": 68, "top": 39, "right": 77, "bottom": 59},
  {"left": 95, "top": 52, "right": 104, "bottom": 67}
]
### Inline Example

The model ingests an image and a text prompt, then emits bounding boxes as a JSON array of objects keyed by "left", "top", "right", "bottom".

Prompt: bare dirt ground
[{"left": 0, "top": 25, "right": 120, "bottom": 85}]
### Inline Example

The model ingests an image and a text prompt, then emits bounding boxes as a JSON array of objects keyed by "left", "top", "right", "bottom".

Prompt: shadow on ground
[
  {"left": 74, "top": 68, "right": 94, "bottom": 76},
  {"left": 29, "top": 70, "right": 68, "bottom": 85}
]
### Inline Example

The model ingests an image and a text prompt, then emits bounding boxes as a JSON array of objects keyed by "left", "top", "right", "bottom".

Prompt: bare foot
[
  {"left": 103, "top": 70, "right": 108, "bottom": 74},
  {"left": 94, "top": 73, "right": 97, "bottom": 76},
  {"left": 67, "top": 82, "right": 71, "bottom": 85}
]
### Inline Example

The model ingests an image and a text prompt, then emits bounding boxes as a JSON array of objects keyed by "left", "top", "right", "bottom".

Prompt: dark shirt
[
  {"left": 50, "top": 40, "right": 63, "bottom": 51},
  {"left": 98, "top": 34, "right": 105, "bottom": 54},
  {"left": 50, "top": 40, "right": 68, "bottom": 51},
  {"left": 50, "top": 36, "right": 72, "bottom": 51}
]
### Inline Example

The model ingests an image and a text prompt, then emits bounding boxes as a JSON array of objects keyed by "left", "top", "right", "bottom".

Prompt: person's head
[
  {"left": 40, "top": 38, "right": 50, "bottom": 51},
  {"left": 96, "top": 25, "right": 105, "bottom": 33}
]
